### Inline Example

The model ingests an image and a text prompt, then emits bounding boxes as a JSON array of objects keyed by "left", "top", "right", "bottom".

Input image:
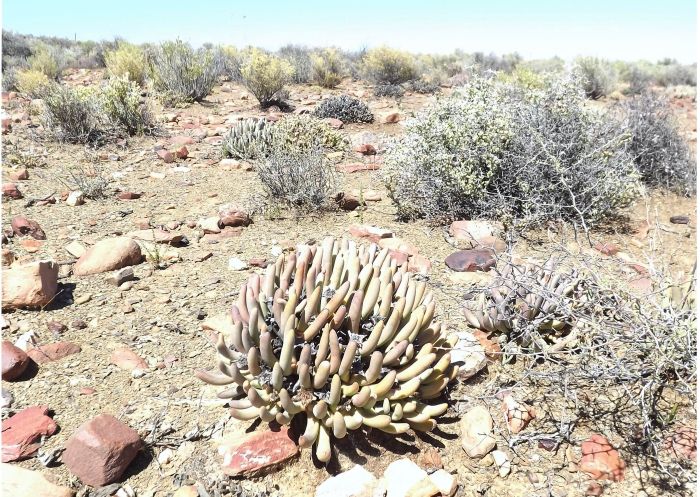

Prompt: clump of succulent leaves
[
  {"left": 196, "top": 237, "right": 456, "bottom": 462},
  {"left": 221, "top": 118, "right": 275, "bottom": 160}
]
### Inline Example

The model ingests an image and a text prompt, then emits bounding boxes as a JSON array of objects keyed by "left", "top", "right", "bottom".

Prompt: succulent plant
[
  {"left": 463, "top": 260, "right": 581, "bottom": 342},
  {"left": 221, "top": 118, "right": 274, "bottom": 160},
  {"left": 196, "top": 237, "right": 456, "bottom": 462}
]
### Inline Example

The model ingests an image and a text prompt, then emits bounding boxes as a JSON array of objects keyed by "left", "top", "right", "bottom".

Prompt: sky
[{"left": 2, "top": 0, "right": 697, "bottom": 63}]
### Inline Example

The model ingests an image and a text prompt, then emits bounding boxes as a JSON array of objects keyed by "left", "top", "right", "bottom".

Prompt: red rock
[
  {"left": 471, "top": 329, "right": 500, "bottom": 360},
  {"left": 63, "top": 414, "right": 143, "bottom": 486},
  {"left": 79, "top": 387, "right": 96, "bottom": 396},
  {"left": 664, "top": 426, "right": 696, "bottom": 460},
  {"left": 627, "top": 263, "right": 649, "bottom": 276},
  {"left": 175, "top": 146, "right": 189, "bottom": 159},
  {"left": 2, "top": 340, "right": 30, "bottom": 380},
  {"left": 170, "top": 135, "right": 195, "bottom": 146},
  {"left": 387, "top": 250, "right": 409, "bottom": 265},
  {"left": 19, "top": 238, "right": 43, "bottom": 253},
  {"left": 110, "top": 347, "right": 148, "bottom": 372},
  {"left": 383, "top": 112, "right": 401, "bottom": 123},
  {"left": 9, "top": 168, "right": 29, "bottom": 181},
  {"left": 126, "top": 229, "right": 184, "bottom": 246},
  {"left": 27, "top": 342, "right": 81, "bottom": 363},
  {"left": 219, "top": 426, "right": 299, "bottom": 476},
  {"left": 157, "top": 149, "right": 175, "bottom": 163},
  {"left": 445, "top": 250, "right": 496, "bottom": 272},
  {"left": 2, "top": 183, "right": 22, "bottom": 199},
  {"left": 324, "top": 117, "right": 344, "bottom": 129},
  {"left": 11, "top": 216, "right": 46, "bottom": 239},
  {"left": 579, "top": 434, "right": 625, "bottom": 482},
  {"left": 339, "top": 162, "right": 381, "bottom": 173},
  {"left": 1, "top": 463, "right": 75, "bottom": 497},
  {"left": 73, "top": 237, "right": 143, "bottom": 276},
  {"left": 408, "top": 254, "right": 431, "bottom": 275},
  {"left": 594, "top": 242, "right": 618, "bottom": 256},
  {"left": 1, "top": 405, "right": 58, "bottom": 462},
  {"left": 629, "top": 276, "right": 653, "bottom": 294},
  {"left": 378, "top": 238, "right": 419, "bottom": 257},
  {"left": 203, "top": 226, "right": 243, "bottom": 242},
  {"left": 2, "top": 260, "right": 59, "bottom": 310},
  {"left": 218, "top": 204, "right": 252, "bottom": 227},
  {"left": 249, "top": 257, "right": 269, "bottom": 268},
  {"left": 117, "top": 191, "right": 141, "bottom": 200},
  {"left": 2, "top": 118, "right": 11, "bottom": 134},
  {"left": 354, "top": 144, "right": 377, "bottom": 156},
  {"left": 349, "top": 225, "right": 393, "bottom": 243}
]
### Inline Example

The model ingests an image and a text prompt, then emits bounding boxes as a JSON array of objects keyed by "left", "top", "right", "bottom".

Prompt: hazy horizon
[{"left": 2, "top": 0, "right": 697, "bottom": 64}]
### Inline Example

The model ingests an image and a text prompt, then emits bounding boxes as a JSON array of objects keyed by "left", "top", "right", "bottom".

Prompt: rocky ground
[{"left": 1, "top": 71, "right": 697, "bottom": 497}]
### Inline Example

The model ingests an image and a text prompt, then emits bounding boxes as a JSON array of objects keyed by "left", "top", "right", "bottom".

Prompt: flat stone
[
  {"left": 110, "top": 347, "right": 148, "bottom": 373},
  {"left": 1, "top": 405, "right": 58, "bottom": 462},
  {"left": 384, "top": 458, "right": 439, "bottom": 497},
  {"left": 1, "top": 464, "right": 75, "bottom": 497},
  {"left": 315, "top": 464, "right": 378, "bottom": 497},
  {"left": 428, "top": 469, "right": 457, "bottom": 496},
  {"left": 445, "top": 250, "right": 496, "bottom": 272},
  {"left": 73, "top": 237, "right": 143, "bottom": 276},
  {"left": 219, "top": 427, "right": 299, "bottom": 477},
  {"left": 349, "top": 225, "right": 393, "bottom": 243},
  {"left": 26, "top": 342, "right": 81, "bottom": 364},
  {"left": 460, "top": 406, "right": 496, "bottom": 458},
  {"left": 106, "top": 267, "right": 135, "bottom": 287},
  {"left": 65, "top": 241, "right": 87, "bottom": 258}
]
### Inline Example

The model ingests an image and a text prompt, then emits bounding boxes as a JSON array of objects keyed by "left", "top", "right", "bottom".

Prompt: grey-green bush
[
  {"left": 41, "top": 84, "right": 105, "bottom": 143},
  {"left": 312, "top": 95, "right": 373, "bottom": 123},
  {"left": 384, "top": 75, "right": 641, "bottom": 228},
  {"left": 619, "top": 91, "right": 696, "bottom": 195},
  {"left": 150, "top": 40, "right": 224, "bottom": 103},
  {"left": 222, "top": 118, "right": 274, "bottom": 160},
  {"left": 575, "top": 57, "right": 618, "bottom": 99}
]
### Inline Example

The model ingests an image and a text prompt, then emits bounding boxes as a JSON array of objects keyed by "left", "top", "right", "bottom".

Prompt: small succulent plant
[
  {"left": 463, "top": 260, "right": 580, "bottom": 339},
  {"left": 196, "top": 237, "right": 456, "bottom": 462},
  {"left": 221, "top": 118, "right": 274, "bottom": 160}
]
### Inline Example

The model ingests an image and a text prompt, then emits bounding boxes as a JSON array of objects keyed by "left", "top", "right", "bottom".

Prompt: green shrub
[
  {"left": 312, "top": 95, "right": 373, "bottom": 123},
  {"left": 41, "top": 83, "right": 105, "bottom": 143},
  {"left": 101, "top": 76, "right": 155, "bottom": 135},
  {"left": 495, "top": 66, "right": 546, "bottom": 89},
  {"left": 273, "top": 115, "right": 347, "bottom": 153},
  {"left": 310, "top": 48, "right": 345, "bottom": 88},
  {"left": 278, "top": 44, "right": 312, "bottom": 84},
  {"left": 28, "top": 44, "right": 60, "bottom": 79},
  {"left": 575, "top": 57, "right": 618, "bottom": 99},
  {"left": 619, "top": 91, "right": 696, "bottom": 194},
  {"left": 105, "top": 42, "right": 147, "bottom": 84},
  {"left": 361, "top": 46, "right": 417, "bottom": 84},
  {"left": 150, "top": 40, "right": 224, "bottom": 104},
  {"left": 256, "top": 141, "right": 338, "bottom": 211},
  {"left": 239, "top": 49, "right": 294, "bottom": 108},
  {"left": 15, "top": 69, "right": 51, "bottom": 97},
  {"left": 374, "top": 83, "right": 405, "bottom": 98},
  {"left": 384, "top": 75, "right": 641, "bottom": 228}
]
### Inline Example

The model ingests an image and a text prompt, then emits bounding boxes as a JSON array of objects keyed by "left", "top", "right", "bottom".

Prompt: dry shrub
[
  {"left": 105, "top": 42, "right": 148, "bottom": 84},
  {"left": 362, "top": 46, "right": 417, "bottom": 85},
  {"left": 310, "top": 48, "right": 345, "bottom": 88}
]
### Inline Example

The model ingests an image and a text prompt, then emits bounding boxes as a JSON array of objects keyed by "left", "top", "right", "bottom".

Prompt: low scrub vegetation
[
  {"left": 15, "top": 69, "right": 51, "bottom": 97},
  {"left": 101, "top": 76, "right": 156, "bottom": 136},
  {"left": 310, "top": 48, "right": 345, "bottom": 88},
  {"left": 619, "top": 91, "right": 696, "bottom": 194},
  {"left": 41, "top": 84, "right": 105, "bottom": 143},
  {"left": 240, "top": 48, "right": 294, "bottom": 108},
  {"left": 361, "top": 46, "right": 417, "bottom": 85},
  {"left": 105, "top": 42, "right": 148, "bottom": 84},
  {"left": 221, "top": 118, "right": 274, "bottom": 160},
  {"left": 575, "top": 57, "right": 618, "bottom": 99},
  {"left": 150, "top": 40, "right": 224, "bottom": 104},
  {"left": 384, "top": 75, "right": 641, "bottom": 229},
  {"left": 272, "top": 115, "right": 347, "bottom": 152},
  {"left": 312, "top": 95, "right": 373, "bottom": 123}
]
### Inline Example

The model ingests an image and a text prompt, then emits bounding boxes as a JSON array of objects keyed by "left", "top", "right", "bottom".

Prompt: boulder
[
  {"left": 11, "top": 216, "right": 46, "bottom": 239},
  {"left": 2, "top": 260, "right": 58, "bottom": 310},
  {"left": 1, "top": 340, "right": 30, "bottom": 380},
  {"left": 445, "top": 250, "right": 496, "bottom": 272},
  {"left": 218, "top": 204, "right": 252, "bottom": 227},
  {"left": 73, "top": 237, "right": 143, "bottom": 276},
  {"left": 63, "top": 414, "right": 143, "bottom": 486}
]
